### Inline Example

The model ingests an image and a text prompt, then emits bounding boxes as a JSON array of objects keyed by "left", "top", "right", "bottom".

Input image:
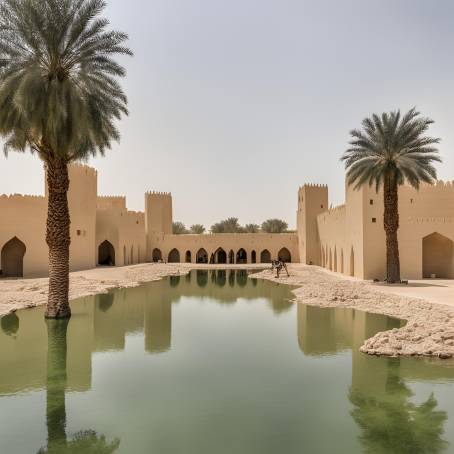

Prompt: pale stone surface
[{"left": 254, "top": 264, "right": 454, "bottom": 359}]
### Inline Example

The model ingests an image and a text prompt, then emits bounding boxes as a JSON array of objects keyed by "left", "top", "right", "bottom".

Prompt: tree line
[{"left": 172, "top": 218, "right": 289, "bottom": 234}]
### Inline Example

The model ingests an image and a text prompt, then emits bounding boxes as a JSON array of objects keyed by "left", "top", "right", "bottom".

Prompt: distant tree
[
  {"left": 190, "top": 224, "right": 206, "bottom": 234},
  {"left": 261, "top": 219, "right": 288, "bottom": 233},
  {"left": 342, "top": 108, "right": 440, "bottom": 283},
  {"left": 172, "top": 222, "right": 188, "bottom": 234},
  {"left": 211, "top": 217, "right": 244, "bottom": 233},
  {"left": 0, "top": 0, "right": 132, "bottom": 319},
  {"left": 244, "top": 223, "right": 260, "bottom": 233}
]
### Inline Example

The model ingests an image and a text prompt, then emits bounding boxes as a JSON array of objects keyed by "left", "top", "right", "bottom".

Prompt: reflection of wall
[{"left": 144, "top": 294, "right": 172, "bottom": 354}]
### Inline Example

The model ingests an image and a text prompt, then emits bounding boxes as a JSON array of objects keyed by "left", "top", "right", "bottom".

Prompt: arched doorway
[
  {"left": 260, "top": 249, "right": 271, "bottom": 263},
  {"left": 350, "top": 247, "right": 355, "bottom": 277},
  {"left": 98, "top": 240, "right": 115, "bottom": 266},
  {"left": 228, "top": 250, "right": 235, "bottom": 264},
  {"left": 423, "top": 232, "right": 454, "bottom": 278},
  {"left": 168, "top": 249, "right": 180, "bottom": 263},
  {"left": 236, "top": 248, "right": 247, "bottom": 264},
  {"left": 196, "top": 248, "right": 208, "bottom": 264},
  {"left": 185, "top": 250, "right": 192, "bottom": 263},
  {"left": 1, "top": 237, "right": 26, "bottom": 278},
  {"left": 251, "top": 250, "right": 257, "bottom": 264},
  {"left": 278, "top": 247, "right": 291, "bottom": 263},
  {"left": 152, "top": 248, "right": 162, "bottom": 262},
  {"left": 215, "top": 248, "right": 227, "bottom": 264}
]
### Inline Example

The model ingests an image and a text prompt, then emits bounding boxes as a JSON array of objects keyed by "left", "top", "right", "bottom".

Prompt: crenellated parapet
[{"left": 97, "top": 195, "right": 127, "bottom": 210}]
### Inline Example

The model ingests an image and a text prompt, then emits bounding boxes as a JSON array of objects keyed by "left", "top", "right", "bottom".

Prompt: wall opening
[
  {"left": 350, "top": 247, "right": 355, "bottom": 277},
  {"left": 196, "top": 248, "right": 208, "bottom": 264},
  {"left": 333, "top": 248, "right": 337, "bottom": 272},
  {"left": 185, "top": 250, "right": 192, "bottom": 263},
  {"left": 215, "top": 248, "right": 227, "bottom": 264},
  {"left": 152, "top": 248, "right": 162, "bottom": 262},
  {"left": 328, "top": 249, "right": 332, "bottom": 270},
  {"left": 278, "top": 248, "right": 291, "bottom": 263},
  {"left": 251, "top": 250, "right": 257, "bottom": 264},
  {"left": 1, "top": 237, "right": 26, "bottom": 277},
  {"left": 168, "top": 248, "right": 180, "bottom": 263},
  {"left": 423, "top": 232, "right": 454, "bottom": 279},
  {"left": 98, "top": 240, "right": 115, "bottom": 266},
  {"left": 228, "top": 250, "right": 235, "bottom": 264},
  {"left": 260, "top": 249, "right": 271, "bottom": 263},
  {"left": 236, "top": 248, "right": 247, "bottom": 264},
  {"left": 340, "top": 249, "right": 344, "bottom": 273}
]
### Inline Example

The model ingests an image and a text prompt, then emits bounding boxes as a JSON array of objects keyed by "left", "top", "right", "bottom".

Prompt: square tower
[
  {"left": 297, "top": 184, "right": 328, "bottom": 265},
  {"left": 145, "top": 192, "right": 173, "bottom": 259}
]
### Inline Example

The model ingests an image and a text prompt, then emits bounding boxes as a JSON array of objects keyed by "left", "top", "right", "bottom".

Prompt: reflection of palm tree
[
  {"left": 349, "top": 359, "right": 448, "bottom": 453},
  {"left": 37, "top": 319, "right": 119, "bottom": 454},
  {"left": 1, "top": 312, "right": 19, "bottom": 336}
]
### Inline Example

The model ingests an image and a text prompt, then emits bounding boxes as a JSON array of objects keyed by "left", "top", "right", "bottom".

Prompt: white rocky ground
[
  {"left": 2, "top": 262, "right": 454, "bottom": 359},
  {"left": 254, "top": 264, "right": 454, "bottom": 359}
]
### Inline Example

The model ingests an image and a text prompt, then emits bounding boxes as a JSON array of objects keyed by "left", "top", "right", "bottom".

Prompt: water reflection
[
  {"left": 1, "top": 311, "right": 19, "bottom": 337},
  {"left": 1, "top": 270, "right": 454, "bottom": 453},
  {"left": 37, "top": 319, "right": 120, "bottom": 454},
  {"left": 349, "top": 359, "right": 448, "bottom": 454}
]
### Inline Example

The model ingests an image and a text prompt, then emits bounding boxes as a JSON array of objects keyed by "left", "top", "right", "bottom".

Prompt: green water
[{"left": 1, "top": 270, "right": 454, "bottom": 453}]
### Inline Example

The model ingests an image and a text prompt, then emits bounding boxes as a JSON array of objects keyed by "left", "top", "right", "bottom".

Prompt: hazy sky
[{"left": 1, "top": 0, "right": 454, "bottom": 228}]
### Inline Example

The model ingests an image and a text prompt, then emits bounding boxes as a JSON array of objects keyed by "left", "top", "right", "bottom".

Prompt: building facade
[{"left": 1, "top": 163, "right": 453, "bottom": 280}]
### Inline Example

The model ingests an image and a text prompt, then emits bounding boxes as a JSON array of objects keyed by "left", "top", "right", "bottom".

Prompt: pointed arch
[
  {"left": 185, "top": 250, "right": 192, "bottom": 263},
  {"left": 1, "top": 237, "right": 26, "bottom": 277},
  {"left": 278, "top": 247, "right": 291, "bottom": 263},
  {"left": 215, "top": 248, "right": 227, "bottom": 264},
  {"left": 98, "top": 240, "right": 115, "bottom": 266},
  {"left": 251, "top": 250, "right": 257, "bottom": 264},
  {"left": 168, "top": 248, "right": 180, "bottom": 263},
  {"left": 340, "top": 249, "right": 344, "bottom": 273},
  {"left": 152, "top": 248, "right": 162, "bottom": 262},
  {"left": 236, "top": 248, "right": 247, "bottom": 264},
  {"left": 196, "top": 248, "right": 208, "bottom": 264},
  {"left": 228, "top": 249, "right": 235, "bottom": 264},
  {"left": 260, "top": 249, "right": 271, "bottom": 263},
  {"left": 423, "top": 232, "right": 454, "bottom": 278}
]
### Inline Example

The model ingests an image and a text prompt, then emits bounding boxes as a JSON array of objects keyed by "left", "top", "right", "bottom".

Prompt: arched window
[
  {"left": 185, "top": 250, "right": 192, "bottom": 263},
  {"left": 260, "top": 249, "right": 271, "bottom": 263},
  {"left": 1, "top": 237, "right": 26, "bottom": 277},
  {"left": 278, "top": 247, "right": 291, "bottom": 263},
  {"left": 168, "top": 248, "right": 180, "bottom": 263},
  {"left": 98, "top": 240, "right": 115, "bottom": 266}
]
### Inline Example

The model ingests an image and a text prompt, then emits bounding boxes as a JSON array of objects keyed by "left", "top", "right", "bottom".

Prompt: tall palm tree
[
  {"left": 0, "top": 0, "right": 132, "bottom": 318},
  {"left": 341, "top": 108, "right": 440, "bottom": 283}
]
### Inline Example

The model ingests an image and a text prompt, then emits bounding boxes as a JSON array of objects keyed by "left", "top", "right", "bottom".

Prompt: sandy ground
[
  {"left": 3, "top": 262, "right": 454, "bottom": 359},
  {"left": 254, "top": 264, "right": 454, "bottom": 359}
]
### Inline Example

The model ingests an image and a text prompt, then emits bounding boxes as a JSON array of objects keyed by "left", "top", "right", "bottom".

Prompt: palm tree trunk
[
  {"left": 383, "top": 174, "right": 401, "bottom": 283},
  {"left": 45, "top": 157, "right": 71, "bottom": 319}
]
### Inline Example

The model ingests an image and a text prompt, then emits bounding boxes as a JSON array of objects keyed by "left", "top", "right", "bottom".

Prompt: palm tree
[
  {"left": 341, "top": 108, "right": 440, "bottom": 283},
  {"left": 0, "top": 0, "right": 132, "bottom": 318}
]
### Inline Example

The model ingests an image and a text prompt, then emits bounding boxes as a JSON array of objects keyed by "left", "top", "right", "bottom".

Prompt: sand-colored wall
[
  {"left": 316, "top": 179, "right": 454, "bottom": 280},
  {"left": 150, "top": 232, "right": 299, "bottom": 264},
  {"left": 96, "top": 208, "right": 146, "bottom": 267}
]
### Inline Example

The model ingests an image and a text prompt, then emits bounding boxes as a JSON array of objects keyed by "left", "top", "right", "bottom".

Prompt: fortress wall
[
  {"left": 96, "top": 208, "right": 146, "bottom": 266},
  {"left": 0, "top": 195, "right": 48, "bottom": 277},
  {"left": 152, "top": 233, "right": 299, "bottom": 263},
  {"left": 97, "top": 196, "right": 127, "bottom": 210},
  {"left": 68, "top": 165, "right": 97, "bottom": 272},
  {"left": 317, "top": 204, "right": 347, "bottom": 273}
]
